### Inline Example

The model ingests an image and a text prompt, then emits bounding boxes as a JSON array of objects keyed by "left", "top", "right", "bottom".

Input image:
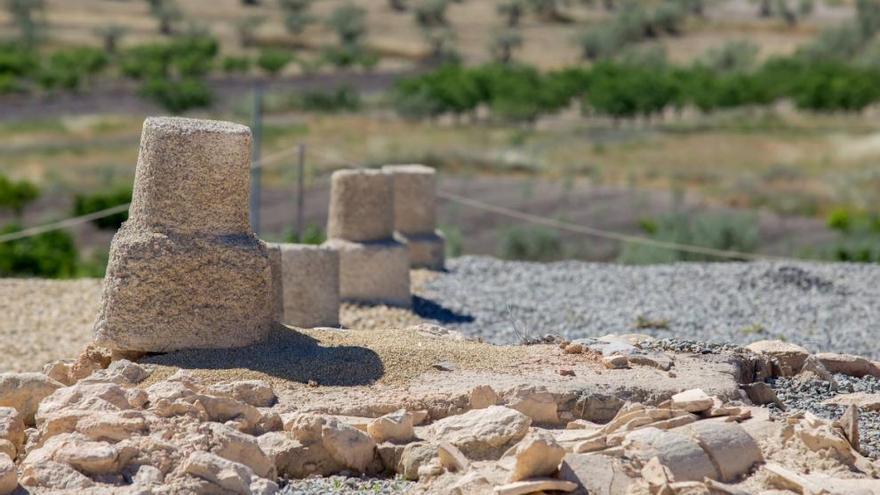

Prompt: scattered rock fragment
[
  {"left": 0, "top": 453, "right": 16, "bottom": 495},
  {"left": 469, "top": 385, "right": 499, "bottom": 410},
  {"left": 428, "top": 406, "right": 530, "bottom": 460},
  {"left": 367, "top": 409, "right": 415, "bottom": 444},
  {"left": 815, "top": 352, "right": 880, "bottom": 378},
  {"left": 493, "top": 479, "right": 577, "bottom": 495},
  {"left": 671, "top": 389, "right": 714, "bottom": 413},
  {"left": 743, "top": 382, "right": 784, "bottom": 409},
  {"left": 745, "top": 340, "right": 809, "bottom": 376},
  {"left": 437, "top": 442, "right": 469, "bottom": 472},
  {"left": 823, "top": 392, "right": 880, "bottom": 411},
  {"left": 507, "top": 430, "right": 565, "bottom": 482},
  {"left": 0, "top": 372, "right": 63, "bottom": 425},
  {"left": 321, "top": 418, "right": 377, "bottom": 473},
  {"left": 835, "top": 404, "right": 859, "bottom": 452}
]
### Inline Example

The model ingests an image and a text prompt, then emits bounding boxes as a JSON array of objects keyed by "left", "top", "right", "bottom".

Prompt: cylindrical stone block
[
  {"left": 129, "top": 117, "right": 253, "bottom": 235},
  {"left": 326, "top": 169, "right": 394, "bottom": 242},
  {"left": 382, "top": 164, "right": 437, "bottom": 235},
  {"left": 268, "top": 243, "right": 340, "bottom": 328},
  {"left": 93, "top": 117, "right": 273, "bottom": 352},
  {"left": 323, "top": 239, "right": 411, "bottom": 308}
]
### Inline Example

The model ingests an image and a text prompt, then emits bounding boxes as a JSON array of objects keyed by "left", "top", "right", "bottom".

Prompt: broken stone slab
[
  {"left": 824, "top": 392, "right": 880, "bottom": 411},
  {"left": 437, "top": 442, "right": 469, "bottom": 472},
  {"left": 0, "top": 453, "right": 15, "bottom": 495},
  {"left": 383, "top": 164, "right": 446, "bottom": 270},
  {"left": 327, "top": 168, "right": 395, "bottom": 242},
  {"left": 835, "top": 404, "right": 859, "bottom": 452},
  {"left": 182, "top": 450, "right": 277, "bottom": 495},
  {"left": 94, "top": 117, "right": 274, "bottom": 353},
  {"left": 268, "top": 243, "right": 340, "bottom": 329},
  {"left": 558, "top": 453, "right": 637, "bottom": 495},
  {"left": 0, "top": 408, "right": 24, "bottom": 460},
  {"left": 507, "top": 430, "right": 565, "bottom": 482},
  {"left": 427, "top": 406, "right": 531, "bottom": 460},
  {"left": 670, "top": 389, "right": 714, "bottom": 413},
  {"left": 504, "top": 386, "right": 559, "bottom": 425},
  {"left": 367, "top": 409, "right": 415, "bottom": 444},
  {"left": 797, "top": 355, "right": 837, "bottom": 385},
  {"left": 673, "top": 420, "right": 763, "bottom": 482},
  {"left": 814, "top": 352, "right": 880, "bottom": 378},
  {"left": 323, "top": 238, "right": 411, "bottom": 308},
  {"left": 745, "top": 340, "right": 810, "bottom": 376},
  {"left": 399, "top": 441, "right": 438, "bottom": 480},
  {"left": 493, "top": 479, "right": 577, "bottom": 495},
  {"left": 743, "top": 382, "right": 784, "bottom": 409},
  {"left": 623, "top": 427, "right": 719, "bottom": 482}
]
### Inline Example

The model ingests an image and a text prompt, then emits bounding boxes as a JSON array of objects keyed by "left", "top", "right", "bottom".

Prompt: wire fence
[{"left": 1, "top": 143, "right": 802, "bottom": 263}]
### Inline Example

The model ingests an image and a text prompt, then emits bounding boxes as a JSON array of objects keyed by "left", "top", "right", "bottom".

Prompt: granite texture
[
  {"left": 326, "top": 169, "right": 394, "bottom": 243},
  {"left": 323, "top": 239, "right": 411, "bottom": 308},
  {"left": 269, "top": 243, "right": 340, "bottom": 329}
]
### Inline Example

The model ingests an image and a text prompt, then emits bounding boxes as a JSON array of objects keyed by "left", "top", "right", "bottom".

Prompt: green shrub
[
  {"left": 293, "top": 86, "right": 361, "bottom": 112},
  {"left": 498, "top": 226, "right": 564, "bottom": 261},
  {"left": 222, "top": 55, "right": 252, "bottom": 74},
  {"left": 0, "top": 43, "right": 37, "bottom": 77},
  {"left": 257, "top": 49, "right": 293, "bottom": 76},
  {"left": 139, "top": 78, "right": 213, "bottom": 113},
  {"left": 284, "top": 224, "right": 326, "bottom": 245},
  {"left": 618, "top": 211, "right": 759, "bottom": 264},
  {"left": 0, "top": 224, "right": 78, "bottom": 278},
  {"left": 72, "top": 186, "right": 132, "bottom": 230},
  {"left": 0, "top": 175, "right": 39, "bottom": 216}
]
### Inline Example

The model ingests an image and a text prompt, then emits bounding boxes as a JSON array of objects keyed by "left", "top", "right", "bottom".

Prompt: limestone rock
[
  {"left": 469, "top": 385, "right": 499, "bottom": 410},
  {"left": 438, "top": 442, "right": 469, "bottom": 472},
  {"left": 42, "top": 360, "right": 75, "bottom": 387},
  {"left": 745, "top": 340, "right": 810, "bottom": 376},
  {"left": 670, "top": 389, "right": 714, "bottom": 413},
  {"left": 744, "top": 382, "right": 783, "bottom": 409},
  {"left": 508, "top": 430, "right": 565, "bottom": 482},
  {"left": 673, "top": 421, "right": 763, "bottom": 482},
  {"left": 0, "top": 408, "right": 24, "bottom": 459},
  {"left": 258, "top": 432, "right": 343, "bottom": 478},
  {"left": 506, "top": 387, "right": 559, "bottom": 425},
  {"left": 203, "top": 422, "right": 276, "bottom": 480},
  {"left": 321, "top": 418, "right": 377, "bottom": 473},
  {"left": 797, "top": 355, "right": 836, "bottom": 384},
  {"left": 493, "top": 479, "right": 577, "bottom": 495},
  {"left": 824, "top": 392, "right": 880, "bottom": 411},
  {"left": 0, "top": 372, "right": 63, "bottom": 425},
  {"left": 399, "top": 442, "right": 438, "bottom": 480},
  {"left": 428, "top": 406, "right": 531, "bottom": 460},
  {"left": 836, "top": 404, "right": 859, "bottom": 451},
  {"left": 0, "top": 453, "right": 16, "bottom": 495},
  {"left": 602, "top": 355, "right": 629, "bottom": 369},
  {"left": 182, "top": 450, "right": 277, "bottom": 495},
  {"left": 207, "top": 380, "right": 276, "bottom": 408},
  {"left": 623, "top": 427, "right": 719, "bottom": 482},
  {"left": 94, "top": 116, "right": 274, "bottom": 353},
  {"left": 815, "top": 352, "right": 880, "bottom": 378},
  {"left": 367, "top": 409, "right": 415, "bottom": 444}
]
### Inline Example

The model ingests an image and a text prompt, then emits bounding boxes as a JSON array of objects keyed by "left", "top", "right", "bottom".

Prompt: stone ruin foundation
[
  {"left": 323, "top": 169, "right": 411, "bottom": 307},
  {"left": 93, "top": 116, "right": 274, "bottom": 352},
  {"left": 268, "top": 243, "right": 340, "bottom": 329},
  {"left": 383, "top": 164, "right": 446, "bottom": 271}
]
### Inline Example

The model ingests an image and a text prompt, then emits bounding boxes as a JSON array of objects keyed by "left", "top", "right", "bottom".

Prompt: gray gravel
[
  {"left": 770, "top": 374, "right": 880, "bottom": 459},
  {"left": 419, "top": 256, "right": 880, "bottom": 358},
  {"left": 280, "top": 476, "right": 412, "bottom": 495}
]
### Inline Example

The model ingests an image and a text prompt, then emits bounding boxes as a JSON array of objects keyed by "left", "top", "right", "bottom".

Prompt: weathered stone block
[
  {"left": 268, "top": 243, "right": 340, "bottom": 329},
  {"left": 94, "top": 117, "right": 273, "bottom": 353},
  {"left": 327, "top": 169, "right": 394, "bottom": 242},
  {"left": 383, "top": 164, "right": 446, "bottom": 270},
  {"left": 323, "top": 239, "right": 411, "bottom": 308}
]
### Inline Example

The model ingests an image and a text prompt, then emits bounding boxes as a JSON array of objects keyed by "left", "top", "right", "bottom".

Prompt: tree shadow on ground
[
  {"left": 412, "top": 295, "right": 474, "bottom": 324},
  {"left": 142, "top": 324, "right": 384, "bottom": 386}
]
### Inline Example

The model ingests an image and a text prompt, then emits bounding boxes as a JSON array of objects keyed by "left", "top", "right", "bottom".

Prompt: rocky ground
[{"left": 2, "top": 259, "right": 880, "bottom": 494}]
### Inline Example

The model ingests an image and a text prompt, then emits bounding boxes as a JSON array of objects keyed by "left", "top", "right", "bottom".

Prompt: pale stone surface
[
  {"left": 182, "top": 450, "right": 277, "bottom": 495},
  {"left": 745, "top": 340, "right": 810, "bottom": 376},
  {"left": 494, "top": 479, "right": 577, "bottom": 495},
  {"left": 327, "top": 169, "right": 394, "bottom": 242},
  {"left": 508, "top": 430, "right": 565, "bottom": 482},
  {"left": 824, "top": 392, "right": 880, "bottom": 411},
  {"left": 324, "top": 238, "right": 411, "bottom": 307},
  {"left": 670, "top": 389, "right": 714, "bottom": 413},
  {"left": 438, "top": 442, "right": 469, "bottom": 472},
  {"left": 0, "top": 372, "right": 63, "bottom": 425},
  {"left": 207, "top": 380, "right": 277, "bottom": 408},
  {"left": 837, "top": 404, "right": 860, "bottom": 451},
  {"left": 367, "top": 409, "right": 415, "bottom": 444},
  {"left": 815, "top": 352, "right": 880, "bottom": 378},
  {"left": 0, "top": 408, "right": 23, "bottom": 459},
  {"left": 94, "top": 116, "right": 274, "bottom": 353},
  {"left": 674, "top": 421, "right": 763, "bottom": 482},
  {"left": 623, "top": 427, "right": 719, "bottom": 482},
  {"left": 399, "top": 442, "right": 437, "bottom": 480},
  {"left": 268, "top": 243, "right": 340, "bottom": 329},
  {"left": 0, "top": 453, "right": 15, "bottom": 495},
  {"left": 469, "top": 385, "right": 499, "bottom": 410},
  {"left": 505, "top": 387, "right": 559, "bottom": 425},
  {"left": 321, "top": 418, "right": 377, "bottom": 472},
  {"left": 428, "top": 406, "right": 531, "bottom": 459}
]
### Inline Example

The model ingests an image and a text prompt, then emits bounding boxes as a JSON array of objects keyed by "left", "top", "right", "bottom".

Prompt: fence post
[
  {"left": 295, "top": 143, "right": 306, "bottom": 242},
  {"left": 250, "top": 82, "right": 263, "bottom": 235}
]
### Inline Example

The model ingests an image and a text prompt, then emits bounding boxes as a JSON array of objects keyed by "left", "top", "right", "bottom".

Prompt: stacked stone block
[
  {"left": 323, "top": 169, "right": 411, "bottom": 307},
  {"left": 268, "top": 243, "right": 340, "bottom": 328},
  {"left": 93, "top": 117, "right": 274, "bottom": 352},
  {"left": 383, "top": 164, "right": 446, "bottom": 270}
]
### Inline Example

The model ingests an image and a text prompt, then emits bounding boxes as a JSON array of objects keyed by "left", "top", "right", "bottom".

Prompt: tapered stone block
[
  {"left": 93, "top": 117, "right": 274, "bottom": 352},
  {"left": 323, "top": 239, "right": 411, "bottom": 307},
  {"left": 383, "top": 164, "right": 445, "bottom": 270},
  {"left": 268, "top": 243, "right": 340, "bottom": 328}
]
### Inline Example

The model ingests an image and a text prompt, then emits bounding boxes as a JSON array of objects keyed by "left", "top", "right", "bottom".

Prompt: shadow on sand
[
  {"left": 142, "top": 324, "right": 384, "bottom": 386},
  {"left": 412, "top": 295, "right": 474, "bottom": 325}
]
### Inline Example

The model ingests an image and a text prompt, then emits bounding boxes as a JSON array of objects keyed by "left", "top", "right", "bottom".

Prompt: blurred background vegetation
[{"left": 4, "top": 0, "right": 880, "bottom": 277}]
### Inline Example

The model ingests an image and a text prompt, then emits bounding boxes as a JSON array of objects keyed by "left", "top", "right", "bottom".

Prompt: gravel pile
[
  {"left": 419, "top": 256, "right": 880, "bottom": 358},
  {"left": 770, "top": 374, "right": 880, "bottom": 459},
  {"left": 280, "top": 476, "right": 412, "bottom": 495}
]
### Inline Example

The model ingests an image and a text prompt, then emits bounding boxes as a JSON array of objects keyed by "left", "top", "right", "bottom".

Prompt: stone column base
[
  {"left": 268, "top": 243, "right": 340, "bottom": 329},
  {"left": 323, "top": 238, "right": 411, "bottom": 308},
  {"left": 399, "top": 230, "right": 446, "bottom": 271}
]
